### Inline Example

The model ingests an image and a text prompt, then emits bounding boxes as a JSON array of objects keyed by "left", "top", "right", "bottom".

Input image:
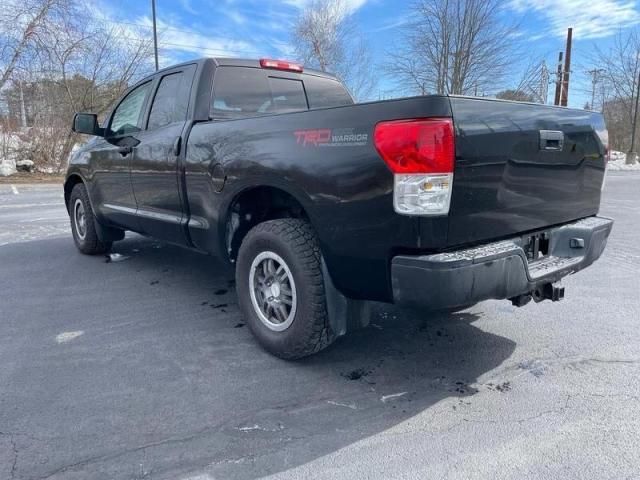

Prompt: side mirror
[{"left": 72, "top": 113, "right": 104, "bottom": 136}]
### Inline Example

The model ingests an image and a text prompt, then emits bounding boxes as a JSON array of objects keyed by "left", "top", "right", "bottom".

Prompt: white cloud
[
  {"left": 179, "top": 0, "right": 198, "bottom": 16},
  {"left": 369, "top": 14, "right": 410, "bottom": 33},
  {"left": 509, "top": 0, "right": 640, "bottom": 39},
  {"left": 223, "top": 9, "right": 247, "bottom": 25},
  {"left": 134, "top": 15, "right": 264, "bottom": 59}
]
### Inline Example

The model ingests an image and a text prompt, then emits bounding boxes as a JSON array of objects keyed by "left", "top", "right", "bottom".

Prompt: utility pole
[
  {"left": 587, "top": 68, "right": 605, "bottom": 111},
  {"left": 560, "top": 28, "right": 572, "bottom": 107},
  {"left": 151, "top": 0, "right": 159, "bottom": 71},
  {"left": 554, "top": 52, "right": 563, "bottom": 106},
  {"left": 628, "top": 70, "right": 640, "bottom": 164}
]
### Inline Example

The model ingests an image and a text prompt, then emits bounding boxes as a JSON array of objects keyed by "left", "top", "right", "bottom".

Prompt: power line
[
  {"left": 107, "top": 33, "right": 268, "bottom": 58},
  {"left": 94, "top": 19, "right": 267, "bottom": 56},
  {"left": 98, "top": 23, "right": 269, "bottom": 57},
  {"left": 98, "top": 18, "right": 202, "bottom": 36}
]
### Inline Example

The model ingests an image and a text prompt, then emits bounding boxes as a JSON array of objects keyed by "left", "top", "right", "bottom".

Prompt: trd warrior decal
[{"left": 294, "top": 128, "right": 369, "bottom": 147}]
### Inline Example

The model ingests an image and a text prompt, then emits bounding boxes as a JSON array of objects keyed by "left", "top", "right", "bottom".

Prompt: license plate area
[{"left": 523, "top": 232, "right": 550, "bottom": 262}]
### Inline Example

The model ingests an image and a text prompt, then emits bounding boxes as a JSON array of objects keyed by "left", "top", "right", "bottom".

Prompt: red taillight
[
  {"left": 259, "top": 58, "right": 303, "bottom": 73},
  {"left": 374, "top": 118, "right": 455, "bottom": 174}
]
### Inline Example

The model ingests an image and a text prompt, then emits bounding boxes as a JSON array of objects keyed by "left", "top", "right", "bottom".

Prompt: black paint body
[{"left": 66, "top": 58, "right": 608, "bottom": 304}]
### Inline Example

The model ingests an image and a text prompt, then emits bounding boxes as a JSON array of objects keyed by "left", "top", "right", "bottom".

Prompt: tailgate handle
[{"left": 539, "top": 130, "right": 564, "bottom": 151}]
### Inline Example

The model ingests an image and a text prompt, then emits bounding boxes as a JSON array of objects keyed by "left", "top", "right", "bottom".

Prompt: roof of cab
[{"left": 146, "top": 57, "right": 338, "bottom": 81}]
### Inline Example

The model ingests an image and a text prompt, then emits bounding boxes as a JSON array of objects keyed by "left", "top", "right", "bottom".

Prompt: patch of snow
[
  {"left": 327, "top": 400, "right": 357, "bottom": 410},
  {"left": 608, "top": 161, "right": 640, "bottom": 171},
  {"left": 609, "top": 150, "right": 626, "bottom": 162},
  {"left": 607, "top": 150, "right": 640, "bottom": 171},
  {"left": 0, "top": 161, "right": 16, "bottom": 176},
  {"left": 380, "top": 391, "right": 408, "bottom": 403},
  {"left": 105, "top": 253, "right": 130, "bottom": 263},
  {"left": 55, "top": 331, "right": 84, "bottom": 343},
  {"left": 1, "top": 130, "right": 30, "bottom": 176},
  {"left": 608, "top": 151, "right": 640, "bottom": 171},
  {"left": 236, "top": 423, "right": 284, "bottom": 432}
]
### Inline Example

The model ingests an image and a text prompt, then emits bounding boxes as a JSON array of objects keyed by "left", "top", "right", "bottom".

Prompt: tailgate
[{"left": 447, "top": 97, "right": 607, "bottom": 247}]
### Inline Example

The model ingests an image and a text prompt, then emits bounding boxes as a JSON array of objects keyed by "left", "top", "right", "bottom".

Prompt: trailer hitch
[
  {"left": 510, "top": 282, "right": 565, "bottom": 307},
  {"left": 533, "top": 283, "right": 565, "bottom": 303}
]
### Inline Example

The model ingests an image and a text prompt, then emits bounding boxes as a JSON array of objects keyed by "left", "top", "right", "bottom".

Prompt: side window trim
[{"left": 140, "top": 76, "right": 160, "bottom": 131}]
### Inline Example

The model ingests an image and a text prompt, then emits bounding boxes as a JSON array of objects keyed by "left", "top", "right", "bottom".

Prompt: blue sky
[{"left": 98, "top": 0, "right": 640, "bottom": 108}]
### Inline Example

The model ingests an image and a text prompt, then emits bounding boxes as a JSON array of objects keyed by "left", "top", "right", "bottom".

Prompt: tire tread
[
  {"left": 69, "top": 183, "right": 112, "bottom": 255},
  {"left": 237, "top": 218, "right": 334, "bottom": 359}
]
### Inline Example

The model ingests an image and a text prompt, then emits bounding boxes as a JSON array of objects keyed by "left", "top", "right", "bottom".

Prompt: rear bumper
[{"left": 391, "top": 216, "right": 613, "bottom": 309}]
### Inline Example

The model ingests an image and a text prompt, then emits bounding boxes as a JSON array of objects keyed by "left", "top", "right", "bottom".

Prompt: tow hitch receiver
[
  {"left": 511, "top": 283, "right": 565, "bottom": 307},
  {"left": 534, "top": 283, "right": 565, "bottom": 303}
]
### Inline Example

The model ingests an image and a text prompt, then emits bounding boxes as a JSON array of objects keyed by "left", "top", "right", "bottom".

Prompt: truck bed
[{"left": 185, "top": 94, "right": 607, "bottom": 301}]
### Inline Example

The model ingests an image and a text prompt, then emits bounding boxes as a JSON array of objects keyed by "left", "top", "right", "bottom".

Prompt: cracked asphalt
[{"left": 0, "top": 173, "right": 639, "bottom": 480}]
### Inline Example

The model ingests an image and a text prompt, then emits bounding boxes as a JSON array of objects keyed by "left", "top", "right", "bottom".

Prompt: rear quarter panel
[{"left": 185, "top": 96, "right": 452, "bottom": 301}]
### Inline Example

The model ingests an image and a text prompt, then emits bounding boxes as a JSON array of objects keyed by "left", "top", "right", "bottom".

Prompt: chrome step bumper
[{"left": 391, "top": 216, "right": 613, "bottom": 310}]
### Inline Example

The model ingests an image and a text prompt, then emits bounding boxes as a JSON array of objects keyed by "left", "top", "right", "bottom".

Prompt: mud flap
[
  {"left": 93, "top": 218, "right": 125, "bottom": 242},
  {"left": 321, "top": 258, "right": 371, "bottom": 337}
]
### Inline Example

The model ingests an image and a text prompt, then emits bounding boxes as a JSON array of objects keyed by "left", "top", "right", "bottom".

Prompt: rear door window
[
  {"left": 147, "top": 65, "right": 196, "bottom": 129},
  {"left": 212, "top": 67, "right": 309, "bottom": 119}
]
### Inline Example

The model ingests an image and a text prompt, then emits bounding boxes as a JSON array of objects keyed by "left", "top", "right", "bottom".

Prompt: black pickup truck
[{"left": 67, "top": 57, "right": 613, "bottom": 358}]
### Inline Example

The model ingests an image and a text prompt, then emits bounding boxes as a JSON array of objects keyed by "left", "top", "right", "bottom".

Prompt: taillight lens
[
  {"left": 374, "top": 118, "right": 455, "bottom": 216},
  {"left": 374, "top": 118, "right": 454, "bottom": 174}
]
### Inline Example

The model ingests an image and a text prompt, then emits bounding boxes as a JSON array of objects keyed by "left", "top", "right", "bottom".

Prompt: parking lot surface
[{"left": 1, "top": 174, "right": 639, "bottom": 480}]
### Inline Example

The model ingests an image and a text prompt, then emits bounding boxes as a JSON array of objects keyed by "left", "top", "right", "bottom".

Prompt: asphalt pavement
[{"left": 0, "top": 173, "right": 639, "bottom": 480}]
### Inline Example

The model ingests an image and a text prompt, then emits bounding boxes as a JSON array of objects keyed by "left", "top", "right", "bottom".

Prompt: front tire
[
  {"left": 69, "top": 183, "right": 112, "bottom": 255},
  {"left": 236, "top": 219, "right": 335, "bottom": 359}
]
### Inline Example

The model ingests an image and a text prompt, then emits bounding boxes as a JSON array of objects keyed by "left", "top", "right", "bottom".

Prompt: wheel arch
[
  {"left": 63, "top": 173, "right": 86, "bottom": 213},
  {"left": 64, "top": 172, "right": 124, "bottom": 243},
  {"left": 222, "top": 184, "right": 315, "bottom": 263}
]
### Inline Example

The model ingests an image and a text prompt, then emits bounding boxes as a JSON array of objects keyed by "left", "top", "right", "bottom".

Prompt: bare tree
[
  {"left": 497, "top": 59, "right": 550, "bottom": 104},
  {"left": 495, "top": 89, "right": 535, "bottom": 102},
  {"left": 388, "top": 0, "right": 518, "bottom": 96},
  {"left": 0, "top": 0, "right": 71, "bottom": 91},
  {"left": 593, "top": 28, "right": 640, "bottom": 161},
  {"left": 2, "top": 1, "right": 154, "bottom": 173},
  {"left": 292, "top": 0, "right": 375, "bottom": 101}
]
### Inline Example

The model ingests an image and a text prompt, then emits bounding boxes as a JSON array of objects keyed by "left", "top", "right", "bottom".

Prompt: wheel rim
[
  {"left": 73, "top": 198, "right": 87, "bottom": 240},
  {"left": 248, "top": 251, "right": 297, "bottom": 331}
]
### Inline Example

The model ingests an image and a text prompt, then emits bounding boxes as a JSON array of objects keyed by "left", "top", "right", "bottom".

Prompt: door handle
[{"left": 117, "top": 146, "right": 132, "bottom": 157}]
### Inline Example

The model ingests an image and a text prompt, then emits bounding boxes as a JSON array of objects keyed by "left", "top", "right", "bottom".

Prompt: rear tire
[
  {"left": 69, "top": 183, "right": 112, "bottom": 255},
  {"left": 236, "top": 219, "right": 335, "bottom": 359}
]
